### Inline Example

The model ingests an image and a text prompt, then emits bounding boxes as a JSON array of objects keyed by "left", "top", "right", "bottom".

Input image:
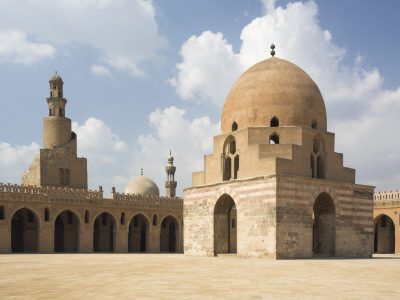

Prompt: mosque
[
  {"left": 0, "top": 47, "right": 397, "bottom": 257},
  {"left": 0, "top": 73, "right": 183, "bottom": 254}
]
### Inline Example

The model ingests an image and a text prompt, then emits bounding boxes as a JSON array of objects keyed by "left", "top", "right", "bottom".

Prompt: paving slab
[{"left": 0, "top": 254, "right": 398, "bottom": 299}]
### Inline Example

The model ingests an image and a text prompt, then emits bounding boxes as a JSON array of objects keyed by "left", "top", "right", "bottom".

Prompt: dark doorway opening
[{"left": 214, "top": 194, "right": 237, "bottom": 255}]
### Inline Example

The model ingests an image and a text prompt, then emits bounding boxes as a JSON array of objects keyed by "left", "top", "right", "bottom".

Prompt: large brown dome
[{"left": 221, "top": 57, "right": 327, "bottom": 133}]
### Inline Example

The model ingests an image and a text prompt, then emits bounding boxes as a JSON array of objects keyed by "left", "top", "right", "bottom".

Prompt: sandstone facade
[
  {"left": 0, "top": 73, "right": 183, "bottom": 254},
  {"left": 184, "top": 53, "right": 375, "bottom": 258},
  {"left": 373, "top": 190, "right": 400, "bottom": 254}
]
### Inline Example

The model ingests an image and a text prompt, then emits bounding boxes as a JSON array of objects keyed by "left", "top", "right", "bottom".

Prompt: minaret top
[
  {"left": 50, "top": 71, "right": 63, "bottom": 83},
  {"left": 270, "top": 43, "right": 275, "bottom": 57},
  {"left": 168, "top": 150, "right": 174, "bottom": 165}
]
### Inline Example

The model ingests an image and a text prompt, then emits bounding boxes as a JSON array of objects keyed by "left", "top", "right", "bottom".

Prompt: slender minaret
[
  {"left": 165, "top": 151, "right": 177, "bottom": 197},
  {"left": 43, "top": 72, "right": 71, "bottom": 149}
]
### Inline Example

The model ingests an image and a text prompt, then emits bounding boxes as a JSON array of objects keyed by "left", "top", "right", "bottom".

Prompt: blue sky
[{"left": 0, "top": 0, "right": 400, "bottom": 197}]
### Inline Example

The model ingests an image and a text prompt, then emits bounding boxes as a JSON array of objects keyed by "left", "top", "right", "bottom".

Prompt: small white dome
[{"left": 125, "top": 176, "right": 159, "bottom": 196}]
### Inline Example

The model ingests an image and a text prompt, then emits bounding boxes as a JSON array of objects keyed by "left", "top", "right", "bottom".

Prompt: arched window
[
  {"left": 269, "top": 133, "right": 279, "bottom": 144},
  {"left": 229, "top": 140, "right": 236, "bottom": 154},
  {"left": 312, "top": 119, "right": 317, "bottom": 129},
  {"left": 120, "top": 212, "right": 125, "bottom": 225},
  {"left": 134, "top": 216, "right": 138, "bottom": 227},
  {"left": 0, "top": 205, "right": 4, "bottom": 220},
  {"left": 311, "top": 135, "right": 325, "bottom": 179},
  {"left": 270, "top": 116, "right": 279, "bottom": 127},
  {"left": 234, "top": 155, "right": 239, "bottom": 179},
  {"left": 44, "top": 208, "right": 50, "bottom": 222},
  {"left": 153, "top": 214, "right": 158, "bottom": 226},
  {"left": 222, "top": 136, "right": 239, "bottom": 181},
  {"left": 85, "top": 210, "right": 89, "bottom": 224},
  {"left": 64, "top": 169, "right": 70, "bottom": 186},
  {"left": 232, "top": 218, "right": 236, "bottom": 229},
  {"left": 232, "top": 122, "right": 238, "bottom": 131}
]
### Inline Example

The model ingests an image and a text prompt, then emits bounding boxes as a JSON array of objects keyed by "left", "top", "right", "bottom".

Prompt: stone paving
[{"left": 0, "top": 254, "right": 399, "bottom": 299}]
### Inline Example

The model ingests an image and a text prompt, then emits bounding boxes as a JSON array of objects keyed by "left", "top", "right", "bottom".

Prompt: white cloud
[
  {"left": 91, "top": 65, "right": 111, "bottom": 77},
  {"left": 168, "top": 0, "right": 400, "bottom": 192},
  {"left": 0, "top": 142, "right": 39, "bottom": 184},
  {"left": 136, "top": 106, "right": 220, "bottom": 195},
  {"left": 168, "top": 31, "right": 243, "bottom": 106},
  {"left": 72, "top": 118, "right": 129, "bottom": 196},
  {"left": 333, "top": 87, "right": 400, "bottom": 192},
  {"left": 0, "top": 0, "right": 166, "bottom": 74},
  {"left": 72, "top": 118, "right": 127, "bottom": 164},
  {"left": 169, "top": 0, "right": 382, "bottom": 114},
  {"left": 0, "top": 30, "right": 56, "bottom": 64}
]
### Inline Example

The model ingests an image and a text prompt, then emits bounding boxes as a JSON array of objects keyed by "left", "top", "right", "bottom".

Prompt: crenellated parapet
[
  {"left": 0, "top": 182, "right": 183, "bottom": 211},
  {"left": 374, "top": 190, "right": 400, "bottom": 208},
  {"left": 374, "top": 190, "right": 400, "bottom": 201},
  {"left": 0, "top": 182, "right": 102, "bottom": 199},
  {"left": 112, "top": 190, "right": 182, "bottom": 205}
]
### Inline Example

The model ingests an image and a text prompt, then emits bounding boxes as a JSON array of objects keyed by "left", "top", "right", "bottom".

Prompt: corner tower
[{"left": 22, "top": 73, "right": 87, "bottom": 189}]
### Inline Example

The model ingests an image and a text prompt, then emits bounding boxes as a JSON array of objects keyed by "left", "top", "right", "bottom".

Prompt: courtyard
[{"left": 0, "top": 254, "right": 398, "bottom": 299}]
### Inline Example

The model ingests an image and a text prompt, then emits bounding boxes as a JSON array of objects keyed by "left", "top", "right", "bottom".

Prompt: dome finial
[
  {"left": 270, "top": 44, "right": 275, "bottom": 57},
  {"left": 141, "top": 168, "right": 143, "bottom": 176}
]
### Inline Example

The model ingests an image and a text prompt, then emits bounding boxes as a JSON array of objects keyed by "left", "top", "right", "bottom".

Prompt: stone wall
[
  {"left": 184, "top": 174, "right": 374, "bottom": 259},
  {"left": 184, "top": 176, "right": 277, "bottom": 257},
  {"left": 0, "top": 183, "right": 183, "bottom": 254},
  {"left": 275, "top": 175, "right": 374, "bottom": 258}
]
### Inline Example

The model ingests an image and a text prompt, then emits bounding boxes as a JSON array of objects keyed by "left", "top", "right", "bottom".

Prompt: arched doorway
[
  {"left": 128, "top": 214, "right": 149, "bottom": 253},
  {"left": 93, "top": 212, "right": 116, "bottom": 252},
  {"left": 374, "top": 215, "right": 395, "bottom": 253},
  {"left": 54, "top": 210, "right": 79, "bottom": 253},
  {"left": 313, "top": 192, "right": 335, "bottom": 256},
  {"left": 214, "top": 194, "right": 237, "bottom": 255},
  {"left": 11, "top": 208, "right": 38, "bottom": 253},
  {"left": 160, "top": 216, "right": 179, "bottom": 253}
]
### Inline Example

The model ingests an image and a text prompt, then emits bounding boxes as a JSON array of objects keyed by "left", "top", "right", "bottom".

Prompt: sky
[{"left": 1, "top": 0, "right": 400, "bottom": 197}]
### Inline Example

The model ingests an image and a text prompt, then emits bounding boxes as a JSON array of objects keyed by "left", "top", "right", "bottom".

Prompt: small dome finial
[
  {"left": 270, "top": 44, "right": 275, "bottom": 57},
  {"left": 141, "top": 168, "right": 143, "bottom": 176}
]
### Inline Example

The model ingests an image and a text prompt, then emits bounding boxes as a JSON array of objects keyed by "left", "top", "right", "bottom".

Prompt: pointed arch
[
  {"left": 313, "top": 192, "right": 335, "bottom": 256},
  {"left": 231, "top": 121, "right": 238, "bottom": 131},
  {"left": 270, "top": 116, "right": 279, "bottom": 127},
  {"left": 269, "top": 133, "right": 279, "bottom": 144},
  {"left": 311, "top": 134, "right": 326, "bottom": 179},
  {"left": 54, "top": 210, "right": 80, "bottom": 253},
  {"left": 128, "top": 213, "right": 150, "bottom": 253},
  {"left": 222, "top": 135, "right": 238, "bottom": 181},
  {"left": 160, "top": 216, "right": 179, "bottom": 253},
  {"left": 374, "top": 214, "right": 395, "bottom": 253},
  {"left": 93, "top": 212, "right": 116, "bottom": 253},
  {"left": 312, "top": 119, "right": 317, "bottom": 129},
  {"left": 11, "top": 208, "right": 39, "bottom": 253},
  {"left": 214, "top": 194, "right": 237, "bottom": 255}
]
